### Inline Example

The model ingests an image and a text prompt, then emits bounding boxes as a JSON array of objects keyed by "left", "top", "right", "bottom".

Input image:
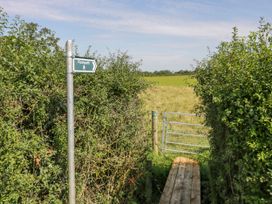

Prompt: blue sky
[{"left": 1, "top": 0, "right": 272, "bottom": 71}]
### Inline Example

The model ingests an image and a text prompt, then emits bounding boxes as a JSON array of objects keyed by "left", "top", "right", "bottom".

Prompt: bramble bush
[
  {"left": 195, "top": 20, "right": 272, "bottom": 203},
  {"left": 0, "top": 8, "right": 148, "bottom": 203}
]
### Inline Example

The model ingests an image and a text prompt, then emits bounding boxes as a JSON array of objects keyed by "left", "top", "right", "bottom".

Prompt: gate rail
[{"left": 161, "top": 112, "right": 209, "bottom": 154}]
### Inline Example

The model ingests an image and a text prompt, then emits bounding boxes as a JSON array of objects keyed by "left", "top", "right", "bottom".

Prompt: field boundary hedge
[
  {"left": 195, "top": 20, "right": 272, "bottom": 203},
  {"left": 0, "top": 8, "right": 149, "bottom": 203}
]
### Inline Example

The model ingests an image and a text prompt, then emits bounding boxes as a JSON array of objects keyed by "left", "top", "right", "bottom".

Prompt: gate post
[
  {"left": 161, "top": 112, "right": 166, "bottom": 153},
  {"left": 152, "top": 111, "right": 158, "bottom": 154}
]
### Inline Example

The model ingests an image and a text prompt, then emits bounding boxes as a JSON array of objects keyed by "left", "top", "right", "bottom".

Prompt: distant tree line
[{"left": 140, "top": 69, "right": 195, "bottom": 76}]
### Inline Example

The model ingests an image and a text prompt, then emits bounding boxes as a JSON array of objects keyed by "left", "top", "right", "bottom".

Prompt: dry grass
[
  {"left": 141, "top": 86, "right": 199, "bottom": 113},
  {"left": 144, "top": 75, "right": 196, "bottom": 87},
  {"left": 140, "top": 76, "right": 209, "bottom": 155}
]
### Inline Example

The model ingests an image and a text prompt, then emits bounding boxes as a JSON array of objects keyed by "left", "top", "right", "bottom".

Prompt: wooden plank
[
  {"left": 160, "top": 157, "right": 200, "bottom": 204},
  {"left": 169, "top": 163, "right": 185, "bottom": 204},
  {"left": 159, "top": 164, "right": 179, "bottom": 204},
  {"left": 190, "top": 164, "right": 200, "bottom": 204},
  {"left": 180, "top": 163, "right": 193, "bottom": 204}
]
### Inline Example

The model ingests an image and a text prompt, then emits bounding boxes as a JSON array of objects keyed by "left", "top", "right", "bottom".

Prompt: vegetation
[
  {"left": 2, "top": 6, "right": 271, "bottom": 204},
  {"left": 141, "top": 76, "right": 200, "bottom": 154},
  {"left": 141, "top": 86, "right": 198, "bottom": 113},
  {"left": 140, "top": 76, "right": 207, "bottom": 203},
  {"left": 144, "top": 75, "right": 196, "bottom": 87},
  {"left": 141, "top": 69, "right": 195, "bottom": 76},
  {"left": 195, "top": 21, "right": 272, "bottom": 203},
  {"left": 141, "top": 75, "right": 198, "bottom": 119},
  {"left": 0, "top": 8, "right": 149, "bottom": 203}
]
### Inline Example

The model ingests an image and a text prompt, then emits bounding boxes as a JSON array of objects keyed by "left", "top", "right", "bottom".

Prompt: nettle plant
[{"left": 195, "top": 20, "right": 272, "bottom": 204}]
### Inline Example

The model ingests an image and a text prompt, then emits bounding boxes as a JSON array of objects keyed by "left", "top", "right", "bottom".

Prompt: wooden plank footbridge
[
  {"left": 159, "top": 157, "right": 200, "bottom": 204},
  {"left": 151, "top": 111, "right": 209, "bottom": 204}
]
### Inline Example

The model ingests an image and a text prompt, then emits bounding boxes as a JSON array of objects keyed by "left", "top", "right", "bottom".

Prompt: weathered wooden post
[
  {"left": 145, "top": 160, "right": 152, "bottom": 203},
  {"left": 152, "top": 111, "right": 158, "bottom": 154}
]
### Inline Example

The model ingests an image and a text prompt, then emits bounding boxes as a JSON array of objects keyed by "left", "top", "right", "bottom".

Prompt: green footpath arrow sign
[{"left": 73, "top": 57, "right": 97, "bottom": 73}]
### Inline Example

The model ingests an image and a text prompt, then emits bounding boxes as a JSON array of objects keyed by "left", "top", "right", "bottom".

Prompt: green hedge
[
  {"left": 195, "top": 21, "right": 272, "bottom": 203},
  {"left": 0, "top": 8, "right": 148, "bottom": 203}
]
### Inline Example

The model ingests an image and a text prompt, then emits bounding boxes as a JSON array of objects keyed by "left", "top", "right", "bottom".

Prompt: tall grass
[
  {"left": 141, "top": 86, "right": 198, "bottom": 113},
  {"left": 141, "top": 75, "right": 198, "bottom": 114},
  {"left": 144, "top": 75, "right": 196, "bottom": 87}
]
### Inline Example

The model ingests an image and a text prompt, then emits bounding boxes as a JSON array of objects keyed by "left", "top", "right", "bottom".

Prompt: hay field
[
  {"left": 141, "top": 75, "right": 209, "bottom": 155},
  {"left": 141, "top": 75, "right": 198, "bottom": 113},
  {"left": 144, "top": 75, "right": 196, "bottom": 87}
]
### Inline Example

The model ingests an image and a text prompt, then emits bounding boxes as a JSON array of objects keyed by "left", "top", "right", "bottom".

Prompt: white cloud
[
  {"left": 134, "top": 53, "right": 195, "bottom": 71},
  {"left": 1, "top": 0, "right": 256, "bottom": 39}
]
